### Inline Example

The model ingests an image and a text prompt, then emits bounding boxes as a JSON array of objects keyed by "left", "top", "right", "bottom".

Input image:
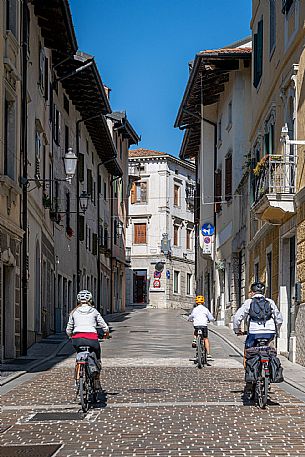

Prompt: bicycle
[
  {"left": 195, "top": 327, "right": 207, "bottom": 369},
  {"left": 75, "top": 346, "right": 99, "bottom": 412},
  {"left": 245, "top": 337, "right": 272, "bottom": 409}
]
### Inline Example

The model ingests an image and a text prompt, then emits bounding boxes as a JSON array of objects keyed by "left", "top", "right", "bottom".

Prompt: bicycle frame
[
  {"left": 195, "top": 329, "right": 207, "bottom": 369},
  {"left": 75, "top": 346, "right": 97, "bottom": 412}
]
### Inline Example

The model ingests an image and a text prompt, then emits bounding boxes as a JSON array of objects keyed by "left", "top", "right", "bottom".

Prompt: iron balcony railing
[{"left": 252, "top": 153, "right": 296, "bottom": 204}]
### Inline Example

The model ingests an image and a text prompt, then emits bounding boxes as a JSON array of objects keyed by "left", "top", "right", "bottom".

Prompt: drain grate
[
  {"left": 128, "top": 388, "right": 165, "bottom": 394},
  {"left": 129, "top": 330, "right": 149, "bottom": 333},
  {"left": 29, "top": 411, "right": 84, "bottom": 422},
  {"left": 229, "top": 354, "right": 242, "bottom": 358},
  {"left": 0, "top": 444, "right": 61, "bottom": 457}
]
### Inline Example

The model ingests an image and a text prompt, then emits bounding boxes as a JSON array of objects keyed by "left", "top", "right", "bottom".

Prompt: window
[
  {"left": 264, "top": 123, "right": 274, "bottom": 156},
  {"left": 131, "top": 182, "right": 147, "bottom": 204},
  {"left": 92, "top": 234, "right": 98, "bottom": 255},
  {"left": 270, "top": 0, "right": 276, "bottom": 55},
  {"left": 38, "top": 45, "right": 45, "bottom": 92},
  {"left": 53, "top": 106, "right": 60, "bottom": 145},
  {"left": 215, "top": 169, "right": 222, "bottom": 213},
  {"left": 173, "top": 225, "right": 179, "bottom": 246},
  {"left": 186, "top": 273, "right": 192, "bottom": 296},
  {"left": 78, "top": 215, "right": 85, "bottom": 241},
  {"left": 87, "top": 169, "right": 93, "bottom": 197},
  {"left": 266, "top": 251, "right": 272, "bottom": 297},
  {"left": 227, "top": 101, "right": 232, "bottom": 128},
  {"left": 65, "top": 125, "right": 69, "bottom": 153},
  {"left": 174, "top": 185, "right": 180, "bottom": 207},
  {"left": 253, "top": 18, "right": 263, "bottom": 88},
  {"left": 6, "top": 0, "right": 17, "bottom": 37},
  {"left": 173, "top": 271, "right": 180, "bottom": 294},
  {"left": 283, "top": 0, "right": 299, "bottom": 48},
  {"left": 35, "top": 131, "right": 41, "bottom": 179},
  {"left": 134, "top": 223, "right": 147, "bottom": 244},
  {"left": 104, "top": 181, "right": 107, "bottom": 200},
  {"left": 104, "top": 225, "right": 108, "bottom": 248},
  {"left": 4, "top": 97, "right": 16, "bottom": 180},
  {"left": 119, "top": 138, "right": 123, "bottom": 160},
  {"left": 78, "top": 153, "right": 84, "bottom": 182},
  {"left": 64, "top": 94, "right": 69, "bottom": 114},
  {"left": 66, "top": 192, "right": 71, "bottom": 231},
  {"left": 254, "top": 261, "right": 259, "bottom": 282},
  {"left": 186, "top": 229, "right": 192, "bottom": 250},
  {"left": 44, "top": 57, "right": 49, "bottom": 100},
  {"left": 282, "top": 0, "right": 293, "bottom": 14},
  {"left": 218, "top": 117, "right": 222, "bottom": 143},
  {"left": 225, "top": 154, "right": 232, "bottom": 201}
]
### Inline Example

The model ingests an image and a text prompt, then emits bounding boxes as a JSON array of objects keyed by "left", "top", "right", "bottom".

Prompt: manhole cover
[
  {"left": 29, "top": 412, "right": 84, "bottom": 422},
  {"left": 0, "top": 444, "right": 61, "bottom": 457},
  {"left": 129, "top": 330, "right": 149, "bottom": 333},
  {"left": 128, "top": 388, "right": 165, "bottom": 394}
]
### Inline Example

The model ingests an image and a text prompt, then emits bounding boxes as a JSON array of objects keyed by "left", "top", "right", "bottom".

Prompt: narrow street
[{"left": 1, "top": 308, "right": 305, "bottom": 456}]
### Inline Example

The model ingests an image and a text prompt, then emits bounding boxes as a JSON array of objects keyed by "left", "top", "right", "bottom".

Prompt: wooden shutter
[
  {"left": 257, "top": 19, "right": 263, "bottom": 83},
  {"left": 134, "top": 223, "right": 147, "bottom": 244},
  {"left": 253, "top": 33, "right": 258, "bottom": 87},
  {"left": 215, "top": 169, "right": 222, "bottom": 213},
  {"left": 225, "top": 156, "right": 232, "bottom": 201},
  {"left": 92, "top": 233, "right": 98, "bottom": 255},
  {"left": 174, "top": 185, "right": 179, "bottom": 206},
  {"left": 131, "top": 182, "right": 136, "bottom": 204},
  {"left": 78, "top": 215, "right": 85, "bottom": 241},
  {"left": 78, "top": 153, "right": 84, "bottom": 182},
  {"left": 87, "top": 169, "right": 92, "bottom": 196}
]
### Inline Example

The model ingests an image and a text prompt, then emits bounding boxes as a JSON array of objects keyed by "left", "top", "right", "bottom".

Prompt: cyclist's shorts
[{"left": 194, "top": 326, "right": 208, "bottom": 338}]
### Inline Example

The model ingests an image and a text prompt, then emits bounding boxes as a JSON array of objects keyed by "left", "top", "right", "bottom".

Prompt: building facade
[
  {"left": 0, "top": 0, "right": 138, "bottom": 360},
  {"left": 126, "top": 149, "right": 195, "bottom": 309}
]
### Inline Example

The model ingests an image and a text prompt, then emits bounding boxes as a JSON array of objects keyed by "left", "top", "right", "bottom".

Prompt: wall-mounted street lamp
[
  {"left": 79, "top": 190, "right": 90, "bottom": 213},
  {"left": 116, "top": 220, "right": 124, "bottom": 238},
  {"left": 280, "top": 124, "right": 305, "bottom": 146}
]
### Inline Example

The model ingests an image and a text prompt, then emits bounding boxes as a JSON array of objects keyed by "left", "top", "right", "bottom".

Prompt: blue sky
[{"left": 70, "top": 0, "right": 252, "bottom": 156}]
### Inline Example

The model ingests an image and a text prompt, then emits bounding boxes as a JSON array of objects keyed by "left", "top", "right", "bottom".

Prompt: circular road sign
[{"left": 201, "top": 223, "right": 215, "bottom": 236}]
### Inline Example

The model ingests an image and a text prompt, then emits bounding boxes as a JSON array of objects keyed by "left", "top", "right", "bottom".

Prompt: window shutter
[
  {"left": 225, "top": 156, "right": 232, "bottom": 201},
  {"left": 257, "top": 19, "right": 263, "bottom": 83},
  {"left": 131, "top": 182, "right": 136, "bottom": 204},
  {"left": 253, "top": 33, "right": 258, "bottom": 87},
  {"left": 78, "top": 153, "right": 84, "bottom": 182},
  {"left": 78, "top": 215, "right": 85, "bottom": 241},
  {"left": 134, "top": 223, "right": 147, "bottom": 244},
  {"left": 92, "top": 233, "right": 98, "bottom": 255},
  {"left": 215, "top": 169, "right": 222, "bottom": 213}
]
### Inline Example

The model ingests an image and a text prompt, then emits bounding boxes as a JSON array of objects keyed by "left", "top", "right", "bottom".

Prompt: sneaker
[
  {"left": 192, "top": 339, "right": 196, "bottom": 348},
  {"left": 207, "top": 354, "right": 213, "bottom": 360}
]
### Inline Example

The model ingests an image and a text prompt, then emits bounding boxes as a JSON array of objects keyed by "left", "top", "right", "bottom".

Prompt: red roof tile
[
  {"left": 198, "top": 47, "right": 252, "bottom": 56},
  {"left": 129, "top": 148, "right": 167, "bottom": 158}
]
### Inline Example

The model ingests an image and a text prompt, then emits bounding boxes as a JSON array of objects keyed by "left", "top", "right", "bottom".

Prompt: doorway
[
  {"left": 3, "top": 265, "right": 15, "bottom": 358},
  {"left": 133, "top": 270, "right": 147, "bottom": 304}
]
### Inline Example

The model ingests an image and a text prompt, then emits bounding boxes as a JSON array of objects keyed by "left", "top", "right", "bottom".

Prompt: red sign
[
  {"left": 153, "top": 279, "right": 161, "bottom": 288},
  {"left": 203, "top": 236, "right": 211, "bottom": 244},
  {"left": 154, "top": 271, "right": 161, "bottom": 278}
]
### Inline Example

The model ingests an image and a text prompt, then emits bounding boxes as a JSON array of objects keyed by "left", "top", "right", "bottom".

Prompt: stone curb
[
  {"left": 0, "top": 338, "right": 69, "bottom": 387},
  {"left": 209, "top": 325, "right": 305, "bottom": 395}
]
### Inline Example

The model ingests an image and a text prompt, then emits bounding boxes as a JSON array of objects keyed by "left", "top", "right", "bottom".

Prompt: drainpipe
[
  {"left": 110, "top": 177, "right": 114, "bottom": 313},
  {"left": 21, "top": 0, "right": 29, "bottom": 356}
]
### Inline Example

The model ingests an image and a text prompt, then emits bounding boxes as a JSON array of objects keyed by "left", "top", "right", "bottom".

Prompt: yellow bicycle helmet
[{"left": 195, "top": 295, "right": 205, "bottom": 305}]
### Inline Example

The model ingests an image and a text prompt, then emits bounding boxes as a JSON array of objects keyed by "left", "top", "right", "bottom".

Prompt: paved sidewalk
[{"left": 210, "top": 324, "right": 305, "bottom": 394}]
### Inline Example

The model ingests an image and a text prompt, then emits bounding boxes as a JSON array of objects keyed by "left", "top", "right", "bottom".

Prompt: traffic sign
[
  {"left": 203, "top": 236, "right": 211, "bottom": 244},
  {"left": 201, "top": 223, "right": 215, "bottom": 236}
]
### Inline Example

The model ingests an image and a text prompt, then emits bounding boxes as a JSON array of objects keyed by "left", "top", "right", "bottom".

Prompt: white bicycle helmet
[{"left": 77, "top": 290, "right": 93, "bottom": 304}]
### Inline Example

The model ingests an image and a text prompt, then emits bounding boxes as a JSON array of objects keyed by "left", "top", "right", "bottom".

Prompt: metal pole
[{"left": 21, "top": 0, "right": 29, "bottom": 356}]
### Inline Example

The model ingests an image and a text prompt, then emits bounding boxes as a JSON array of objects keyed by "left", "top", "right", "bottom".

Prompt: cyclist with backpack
[{"left": 233, "top": 281, "right": 283, "bottom": 348}]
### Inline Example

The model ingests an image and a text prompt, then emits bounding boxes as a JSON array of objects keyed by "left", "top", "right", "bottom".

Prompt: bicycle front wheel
[
  {"left": 79, "top": 367, "right": 89, "bottom": 413},
  {"left": 197, "top": 336, "right": 203, "bottom": 369}
]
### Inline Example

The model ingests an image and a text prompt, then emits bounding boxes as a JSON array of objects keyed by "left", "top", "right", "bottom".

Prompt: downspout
[
  {"left": 21, "top": 0, "right": 29, "bottom": 356},
  {"left": 110, "top": 176, "right": 114, "bottom": 313},
  {"left": 76, "top": 120, "right": 81, "bottom": 291}
]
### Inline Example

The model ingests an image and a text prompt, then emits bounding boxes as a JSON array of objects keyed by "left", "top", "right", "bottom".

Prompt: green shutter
[
  {"left": 257, "top": 19, "right": 263, "bottom": 83},
  {"left": 78, "top": 153, "right": 84, "bottom": 182},
  {"left": 92, "top": 233, "right": 98, "bottom": 255}
]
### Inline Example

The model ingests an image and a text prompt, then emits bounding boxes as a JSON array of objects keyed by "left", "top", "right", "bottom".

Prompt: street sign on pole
[{"left": 201, "top": 223, "right": 215, "bottom": 237}]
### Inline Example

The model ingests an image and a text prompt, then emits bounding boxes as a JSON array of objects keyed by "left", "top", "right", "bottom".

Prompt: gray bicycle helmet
[{"left": 77, "top": 290, "right": 93, "bottom": 304}]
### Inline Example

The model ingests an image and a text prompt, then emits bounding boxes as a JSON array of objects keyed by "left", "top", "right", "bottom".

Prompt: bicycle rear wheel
[
  {"left": 197, "top": 336, "right": 203, "bottom": 369},
  {"left": 79, "top": 366, "right": 89, "bottom": 413},
  {"left": 256, "top": 377, "right": 268, "bottom": 409}
]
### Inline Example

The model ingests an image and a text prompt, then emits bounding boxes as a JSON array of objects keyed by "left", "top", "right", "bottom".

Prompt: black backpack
[{"left": 249, "top": 296, "right": 273, "bottom": 325}]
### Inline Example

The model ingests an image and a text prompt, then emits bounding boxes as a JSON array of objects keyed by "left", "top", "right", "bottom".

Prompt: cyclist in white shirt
[{"left": 188, "top": 295, "right": 215, "bottom": 360}]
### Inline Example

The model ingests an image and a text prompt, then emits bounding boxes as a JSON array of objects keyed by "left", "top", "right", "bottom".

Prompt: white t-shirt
[{"left": 188, "top": 305, "right": 215, "bottom": 327}]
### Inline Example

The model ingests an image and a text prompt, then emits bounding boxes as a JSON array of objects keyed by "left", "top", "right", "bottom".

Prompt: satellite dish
[{"left": 155, "top": 262, "right": 164, "bottom": 272}]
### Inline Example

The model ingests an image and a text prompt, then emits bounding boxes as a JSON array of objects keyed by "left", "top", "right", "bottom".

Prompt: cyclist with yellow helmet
[{"left": 188, "top": 295, "right": 215, "bottom": 360}]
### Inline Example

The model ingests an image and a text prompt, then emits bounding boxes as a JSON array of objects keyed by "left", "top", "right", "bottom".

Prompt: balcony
[{"left": 251, "top": 154, "right": 296, "bottom": 224}]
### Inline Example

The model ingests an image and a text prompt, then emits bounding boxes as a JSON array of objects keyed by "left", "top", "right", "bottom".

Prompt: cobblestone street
[{"left": 1, "top": 308, "right": 305, "bottom": 456}]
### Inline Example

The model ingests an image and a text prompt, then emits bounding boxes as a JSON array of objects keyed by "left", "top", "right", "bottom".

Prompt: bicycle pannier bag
[
  {"left": 245, "top": 348, "right": 260, "bottom": 382},
  {"left": 249, "top": 296, "right": 272, "bottom": 325},
  {"left": 88, "top": 352, "right": 100, "bottom": 374},
  {"left": 269, "top": 354, "right": 284, "bottom": 383}
]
